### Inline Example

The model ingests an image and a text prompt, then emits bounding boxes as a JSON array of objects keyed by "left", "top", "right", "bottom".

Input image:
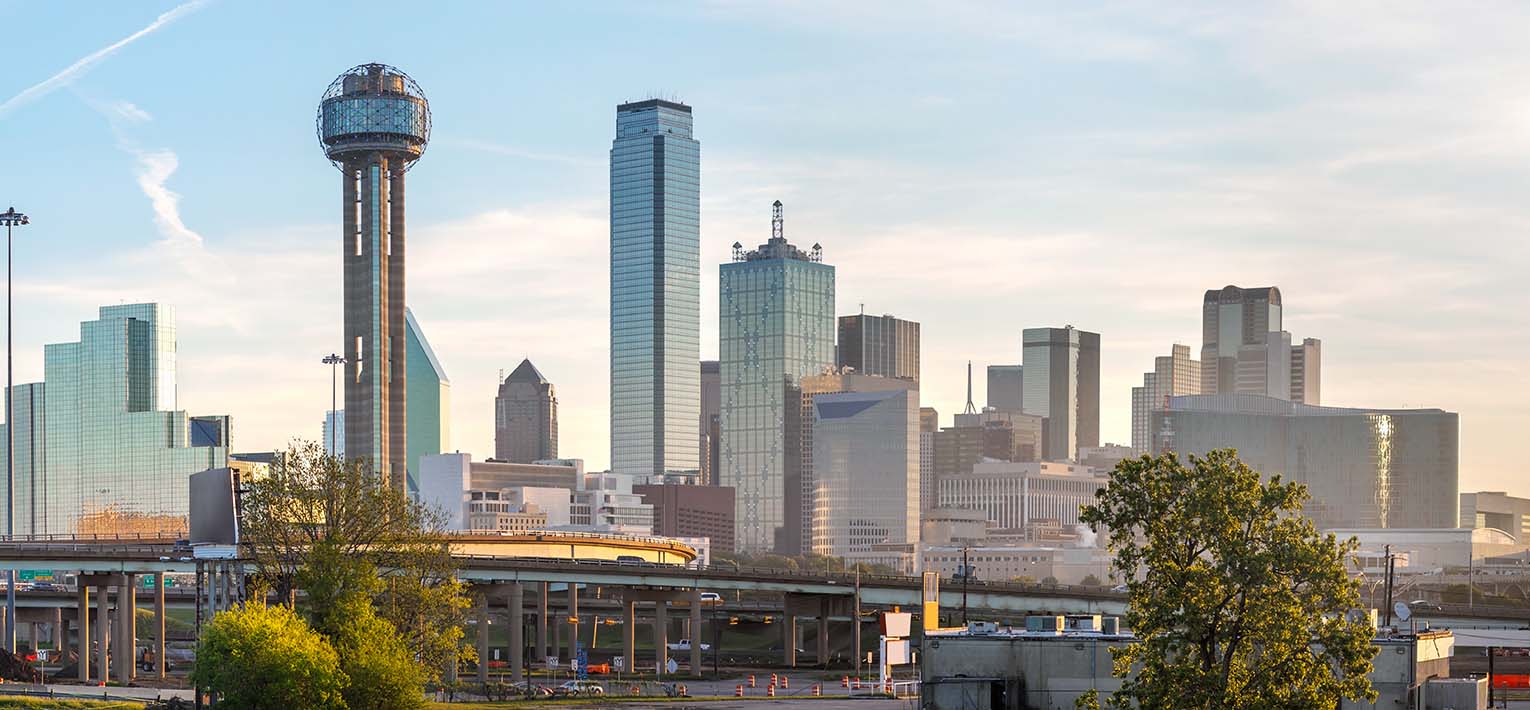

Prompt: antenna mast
[
  {"left": 964, "top": 361, "right": 977, "bottom": 414},
  {"left": 772, "top": 200, "right": 783, "bottom": 241}
]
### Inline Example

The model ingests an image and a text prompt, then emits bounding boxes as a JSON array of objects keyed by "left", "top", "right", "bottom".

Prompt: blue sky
[{"left": 1, "top": 2, "right": 1525, "bottom": 490}]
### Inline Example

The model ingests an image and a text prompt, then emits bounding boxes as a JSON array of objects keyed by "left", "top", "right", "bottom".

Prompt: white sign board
[
  {"left": 666, "top": 658, "right": 679, "bottom": 674},
  {"left": 884, "top": 638, "right": 911, "bottom": 665},
  {"left": 546, "top": 656, "right": 559, "bottom": 669},
  {"left": 613, "top": 656, "right": 626, "bottom": 671}
]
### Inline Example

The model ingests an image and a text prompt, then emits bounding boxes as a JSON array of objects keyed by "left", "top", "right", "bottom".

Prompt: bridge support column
[
  {"left": 509, "top": 582, "right": 524, "bottom": 685},
  {"left": 784, "top": 614, "right": 797, "bottom": 667},
  {"left": 566, "top": 583, "right": 578, "bottom": 662},
  {"left": 817, "top": 599, "right": 829, "bottom": 668},
  {"left": 52, "top": 608, "right": 63, "bottom": 655},
  {"left": 116, "top": 576, "right": 135, "bottom": 684},
  {"left": 154, "top": 572, "right": 165, "bottom": 679},
  {"left": 653, "top": 601, "right": 668, "bottom": 676},
  {"left": 95, "top": 581, "right": 109, "bottom": 683},
  {"left": 537, "top": 582, "right": 548, "bottom": 667},
  {"left": 689, "top": 587, "right": 703, "bottom": 677},
  {"left": 77, "top": 585, "right": 90, "bottom": 682},
  {"left": 475, "top": 595, "right": 489, "bottom": 686},
  {"left": 622, "top": 598, "right": 636, "bottom": 674}
]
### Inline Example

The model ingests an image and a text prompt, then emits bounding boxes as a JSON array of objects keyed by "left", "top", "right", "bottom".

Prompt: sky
[{"left": 0, "top": 1, "right": 1526, "bottom": 492}]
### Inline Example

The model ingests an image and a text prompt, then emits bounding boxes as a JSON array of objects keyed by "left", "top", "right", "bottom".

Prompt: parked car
[
  {"left": 666, "top": 638, "right": 711, "bottom": 652},
  {"left": 699, "top": 592, "right": 723, "bottom": 603},
  {"left": 1408, "top": 599, "right": 1442, "bottom": 612},
  {"left": 554, "top": 680, "right": 605, "bottom": 696}
]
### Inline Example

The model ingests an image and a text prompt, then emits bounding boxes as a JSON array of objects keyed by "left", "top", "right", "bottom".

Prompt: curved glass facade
[{"left": 321, "top": 96, "right": 428, "bottom": 144}]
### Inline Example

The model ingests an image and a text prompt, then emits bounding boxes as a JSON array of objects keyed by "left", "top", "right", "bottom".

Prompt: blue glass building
[
  {"left": 610, "top": 99, "right": 700, "bottom": 477},
  {"left": 1, "top": 304, "right": 229, "bottom": 536},
  {"left": 719, "top": 202, "right": 835, "bottom": 553}
]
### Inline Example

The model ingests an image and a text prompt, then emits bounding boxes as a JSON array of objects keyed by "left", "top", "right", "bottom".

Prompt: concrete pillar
[
  {"left": 154, "top": 572, "right": 165, "bottom": 679},
  {"left": 95, "top": 583, "right": 109, "bottom": 683},
  {"left": 52, "top": 608, "right": 63, "bottom": 654},
  {"left": 817, "top": 609, "right": 829, "bottom": 667},
  {"left": 508, "top": 582, "right": 524, "bottom": 685},
  {"left": 622, "top": 599, "right": 636, "bottom": 674},
  {"left": 127, "top": 576, "right": 138, "bottom": 681},
  {"left": 689, "top": 588, "right": 703, "bottom": 677},
  {"left": 654, "top": 601, "right": 668, "bottom": 676},
  {"left": 475, "top": 595, "right": 489, "bottom": 686},
  {"left": 853, "top": 585, "right": 863, "bottom": 678},
  {"left": 566, "top": 583, "right": 578, "bottom": 661},
  {"left": 77, "top": 585, "right": 90, "bottom": 682},
  {"left": 784, "top": 614, "right": 797, "bottom": 667},
  {"left": 536, "top": 582, "right": 548, "bottom": 666},
  {"left": 116, "top": 580, "right": 134, "bottom": 684}
]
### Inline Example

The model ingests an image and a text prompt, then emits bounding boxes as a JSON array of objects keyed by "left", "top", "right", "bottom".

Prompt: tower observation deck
[{"left": 317, "top": 63, "right": 431, "bottom": 491}]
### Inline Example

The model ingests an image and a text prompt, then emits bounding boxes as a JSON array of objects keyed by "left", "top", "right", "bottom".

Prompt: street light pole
[
  {"left": 322, "top": 354, "right": 346, "bottom": 456},
  {"left": 1, "top": 207, "right": 29, "bottom": 654}
]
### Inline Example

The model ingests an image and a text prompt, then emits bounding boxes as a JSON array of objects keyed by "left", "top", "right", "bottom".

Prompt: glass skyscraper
[
  {"left": 0, "top": 304, "right": 229, "bottom": 536},
  {"left": 405, "top": 308, "right": 450, "bottom": 498},
  {"left": 610, "top": 99, "right": 700, "bottom": 477},
  {"left": 1021, "top": 326, "right": 1100, "bottom": 462},
  {"left": 720, "top": 202, "right": 835, "bottom": 552}
]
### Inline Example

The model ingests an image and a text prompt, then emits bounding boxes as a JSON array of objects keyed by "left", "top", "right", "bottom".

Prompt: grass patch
[{"left": 0, "top": 698, "right": 141, "bottom": 709}]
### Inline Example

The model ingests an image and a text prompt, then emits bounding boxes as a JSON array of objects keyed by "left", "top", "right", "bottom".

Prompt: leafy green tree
[
  {"left": 326, "top": 594, "right": 426, "bottom": 710},
  {"left": 191, "top": 603, "right": 346, "bottom": 710},
  {"left": 1079, "top": 450, "right": 1376, "bottom": 710},
  {"left": 1080, "top": 574, "right": 1103, "bottom": 587}
]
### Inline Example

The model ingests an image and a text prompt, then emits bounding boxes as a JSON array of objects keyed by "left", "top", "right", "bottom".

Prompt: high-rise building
[
  {"left": 319, "top": 63, "right": 431, "bottom": 492},
  {"left": 1152, "top": 394, "right": 1458, "bottom": 530},
  {"left": 0, "top": 304, "right": 229, "bottom": 536},
  {"left": 919, "top": 407, "right": 938, "bottom": 514},
  {"left": 809, "top": 387, "right": 920, "bottom": 561},
  {"left": 323, "top": 409, "right": 345, "bottom": 458},
  {"left": 1021, "top": 326, "right": 1100, "bottom": 461},
  {"left": 495, "top": 359, "right": 557, "bottom": 464},
  {"left": 1291, "top": 337, "right": 1322, "bottom": 405},
  {"left": 1129, "top": 344, "right": 1201, "bottom": 453},
  {"left": 1460, "top": 492, "right": 1530, "bottom": 544},
  {"left": 405, "top": 309, "right": 450, "bottom": 497},
  {"left": 796, "top": 372, "right": 917, "bottom": 556},
  {"left": 719, "top": 201, "right": 835, "bottom": 553},
  {"left": 837, "top": 313, "right": 919, "bottom": 383},
  {"left": 700, "top": 360, "right": 720, "bottom": 485},
  {"left": 1199, "top": 286, "right": 1288, "bottom": 398},
  {"left": 986, "top": 364, "right": 1023, "bottom": 412},
  {"left": 635, "top": 482, "right": 735, "bottom": 552},
  {"left": 610, "top": 99, "right": 701, "bottom": 479}
]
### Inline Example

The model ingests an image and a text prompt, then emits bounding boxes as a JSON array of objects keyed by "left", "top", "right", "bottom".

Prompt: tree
[
  {"left": 1080, "top": 574, "right": 1103, "bottom": 587},
  {"left": 191, "top": 603, "right": 347, "bottom": 710},
  {"left": 241, "top": 441, "right": 468, "bottom": 683},
  {"left": 326, "top": 594, "right": 427, "bottom": 710},
  {"left": 1078, "top": 450, "right": 1376, "bottom": 710}
]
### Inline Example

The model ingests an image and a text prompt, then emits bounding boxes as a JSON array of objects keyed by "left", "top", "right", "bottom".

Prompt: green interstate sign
[{"left": 17, "top": 570, "right": 53, "bottom": 582}]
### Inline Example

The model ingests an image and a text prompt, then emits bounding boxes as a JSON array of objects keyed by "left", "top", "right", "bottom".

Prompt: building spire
[
  {"left": 772, "top": 200, "right": 783, "bottom": 241},
  {"left": 964, "top": 361, "right": 977, "bottom": 415}
]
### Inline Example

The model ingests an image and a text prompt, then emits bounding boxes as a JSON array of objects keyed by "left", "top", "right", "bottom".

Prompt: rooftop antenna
[
  {"left": 964, "top": 361, "right": 977, "bottom": 415},
  {"left": 772, "top": 200, "right": 784, "bottom": 241}
]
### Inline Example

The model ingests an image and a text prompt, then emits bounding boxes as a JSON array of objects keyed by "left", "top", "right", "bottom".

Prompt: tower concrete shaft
[{"left": 342, "top": 159, "right": 407, "bottom": 490}]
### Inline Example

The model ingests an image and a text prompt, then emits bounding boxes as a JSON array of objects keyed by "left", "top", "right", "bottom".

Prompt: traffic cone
[
  {"left": 771, "top": 673, "right": 779, "bottom": 686},
  {"left": 767, "top": 684, "right": 776, "bottom": 697},
  {"left": 736, "top": 685, "right": 744, "bottom": 697},
  {"left": 782, "top": 676, "right": 790, "bottom": 689},
  {"left": 679, "top": 684, "right": 688, "bottom": 697},
  {"left": 813, "top": 684, "right": 822, "bottom": 696},
  {"left": 852, "top": 678, "right": 861, "bottom": 690},
  {"left": 748, "top": 674, "right": 756, "bottom": 688}
]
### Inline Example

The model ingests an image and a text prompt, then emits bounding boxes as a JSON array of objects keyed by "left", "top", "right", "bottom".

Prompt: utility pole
[
  {"left": 961, "top": 545, "right": 970, "bottom": 626},
  {"left": 1, "top": 206, "right": 29, "bottom": 654},
  {"left": 1382, "top": 544, "right": 1396, "bottom": 627}
]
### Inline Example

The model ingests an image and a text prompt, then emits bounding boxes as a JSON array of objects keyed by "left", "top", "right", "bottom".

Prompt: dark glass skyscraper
[
  {"left": 610, "top": 99, "right": 700, "bottom": 477},
  {"left": 318, "top": 63, "right": 431, "bottom": 492},
  {"left": 720, "top": 202, "right": 835, "bottom": 553},
  {"left": 1021, "top": 326, "right": 1100, "bottom": 462},
  {"left": 837, "top": 313, "right": 920, "bottom": 384}
]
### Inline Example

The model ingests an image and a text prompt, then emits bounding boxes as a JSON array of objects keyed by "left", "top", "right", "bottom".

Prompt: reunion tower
[{"left": 317, "top": 63, "right": 431, "bottom": 491}]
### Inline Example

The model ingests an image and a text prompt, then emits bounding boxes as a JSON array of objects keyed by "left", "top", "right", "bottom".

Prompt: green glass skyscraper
[
  {"left": 719, "top": 202, "right": 835, "bottom": 553},
  {"left": 404, "top": 308, "right": 449, "bottom": 497},
  {"left": 0, "top": 304, "right": 229, "bottom": 536}
]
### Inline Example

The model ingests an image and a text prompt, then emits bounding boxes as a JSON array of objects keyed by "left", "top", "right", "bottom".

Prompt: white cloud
[{"left": 0, "top": 1, "right": 209, "bottom": 117}]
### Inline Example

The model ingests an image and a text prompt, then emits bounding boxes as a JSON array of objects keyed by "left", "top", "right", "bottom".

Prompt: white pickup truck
[{"left": 666, "top": 638, "right": 711, "bottom": 652}]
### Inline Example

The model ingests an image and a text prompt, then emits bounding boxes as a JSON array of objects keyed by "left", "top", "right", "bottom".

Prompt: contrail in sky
[{"left": 0, "top": 0, "right": 209, "bottom": 118}]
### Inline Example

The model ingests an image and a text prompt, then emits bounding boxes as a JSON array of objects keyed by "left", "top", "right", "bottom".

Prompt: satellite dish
[{"left": 1394, "top": 602, "right": 1412, "bottom": 622}]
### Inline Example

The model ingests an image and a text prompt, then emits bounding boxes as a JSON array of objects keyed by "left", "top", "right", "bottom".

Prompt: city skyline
[{"left": 1, "top": 3, "right": 1524, "bottom": 491}]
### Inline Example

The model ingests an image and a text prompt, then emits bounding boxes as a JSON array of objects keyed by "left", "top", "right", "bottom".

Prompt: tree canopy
[
  {"left": 1078, "top": 449, "right": 1376, "bottom": 710},
  {"left": 191, "top": 603, "right": 346, "bottom": 710}
]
